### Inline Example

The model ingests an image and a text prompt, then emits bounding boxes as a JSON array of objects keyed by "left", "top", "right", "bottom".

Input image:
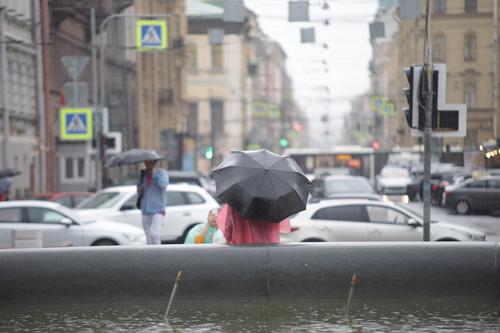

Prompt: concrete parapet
[{"left": 0, "top": 242, "right": 498, "bottom": 307}]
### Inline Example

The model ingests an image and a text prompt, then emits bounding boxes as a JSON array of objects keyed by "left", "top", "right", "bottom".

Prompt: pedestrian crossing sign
[
  {"left": 136, "top": 19, "right": 167, "bottom": 50},
  {"left": 60, "top": 108, "right": 93, "bottom": 141}
]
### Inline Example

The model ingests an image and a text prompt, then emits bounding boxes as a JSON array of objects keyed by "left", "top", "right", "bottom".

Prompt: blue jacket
[{"left": 139, "top": 169, "right": 169, "bottom": 215}]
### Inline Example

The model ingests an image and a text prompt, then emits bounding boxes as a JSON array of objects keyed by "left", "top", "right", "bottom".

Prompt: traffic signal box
[{"left": 403, "top": 63, "right": 466, "bottom": 137}]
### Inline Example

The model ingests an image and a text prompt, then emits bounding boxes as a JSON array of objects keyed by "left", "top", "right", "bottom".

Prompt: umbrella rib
[{"left": 269, "top": 172, "right": 308, "bottom": 210}]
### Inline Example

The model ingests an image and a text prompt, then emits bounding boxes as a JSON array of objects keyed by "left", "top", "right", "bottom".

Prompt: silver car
[
  {"left": 0, "top": 201, "right": 146, "bottom": 249},
  {"left": 281, "top": 199, "right": 486, "bottom": 242}
]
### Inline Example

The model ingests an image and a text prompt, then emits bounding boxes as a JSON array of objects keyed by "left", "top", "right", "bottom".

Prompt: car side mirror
[
  {"left": 408, "top": 218, "right": 420, "bottom": 227},
  {"left": 61, "top": 217, "right": 73, "bottom": 226},
  {"left": 120, "top": 204, "right": 137, "bottom": 211}
]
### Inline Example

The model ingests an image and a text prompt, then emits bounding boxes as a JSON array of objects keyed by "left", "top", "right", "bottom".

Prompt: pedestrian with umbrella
[
  {"left": 106, "top": 149, "right": 169, "bottom": 244},
  {"left": 211, "top": 149, "right": 312, "bottom": 244}
]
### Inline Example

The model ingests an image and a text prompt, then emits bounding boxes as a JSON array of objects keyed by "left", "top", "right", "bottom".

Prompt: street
[{"left": 406, "top": 202, "right": 500, "bottom": 242}]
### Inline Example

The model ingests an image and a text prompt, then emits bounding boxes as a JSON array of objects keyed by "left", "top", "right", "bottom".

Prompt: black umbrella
[
  {"left": 0, "top": 168, "right": 21, "bottom": 178},
  {"left": 211, "top": 149, "right": 312, "bottom": 222},
  {"left": 105, "top": 149, "right": 165, "bottom": 167}
]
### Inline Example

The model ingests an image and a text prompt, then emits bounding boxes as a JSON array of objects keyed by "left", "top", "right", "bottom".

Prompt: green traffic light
[
  {"left": 279, "top": 137, "right": 289, "bottom": 148},
  {"left": 205, "top": 146, "right": 213, "bottom": 160}
]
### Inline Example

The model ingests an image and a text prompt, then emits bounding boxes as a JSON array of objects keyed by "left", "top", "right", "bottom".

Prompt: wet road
[{"left": 406, "top": 202, "right": 500, "bottom": 242}]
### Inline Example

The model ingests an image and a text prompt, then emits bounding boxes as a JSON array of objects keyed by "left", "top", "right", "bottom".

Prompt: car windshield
[
  {"left": 380, "top": 168, "right": 409, "bottom": 178},
  {"left": 76, "top": 192, "right": 124, "bottom": 209},
  {"left": 324, "top": 178, "right": 374, "bottom": 195}
]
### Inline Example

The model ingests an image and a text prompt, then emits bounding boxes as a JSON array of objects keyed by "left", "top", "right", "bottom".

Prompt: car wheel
[
  {"left": 302, "top": 238, "right": 326, "bottom": 242},
  {"left": 92, "top": 239, "right": 118, "bottom": 246},
  {"left": 455, "top": 200, "right": 470, "bottom": 215}
]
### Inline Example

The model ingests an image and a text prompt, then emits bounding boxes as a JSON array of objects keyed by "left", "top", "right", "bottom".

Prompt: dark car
[
  {"left": 443, "top": 176, "right": 500, "bottom": 215},
  {"left": 433, "top": 169, "right": 472, "bottom": 206},
  {"left": 32, "top": 192, "right": 94, "bottom": 208},
  {"left": 311, "top": 175, "right": 382, "bottom": 201}
]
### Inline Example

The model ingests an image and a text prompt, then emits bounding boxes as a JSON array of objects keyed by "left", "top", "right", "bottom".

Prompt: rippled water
[{"left": 1, "top": 300, "right": 499, "bottom": 332}]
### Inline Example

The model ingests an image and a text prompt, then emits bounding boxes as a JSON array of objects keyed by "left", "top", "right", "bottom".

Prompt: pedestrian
[
  {"left": 0, "top": 176, "right": 13, "bottom": 201},
  {"left": 184, "top": 207, "right": 220, "bottom": 244},
  {"left": 215, "top": 204, "right": 291, "bottom": 245},
  {"left": 137, "top": 159, "right": 169, "bottom": 245}
]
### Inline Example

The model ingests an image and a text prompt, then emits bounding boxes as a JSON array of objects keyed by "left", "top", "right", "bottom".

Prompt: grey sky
[{"left": 244, "top": 0, "right": 378, "bottom": 147}]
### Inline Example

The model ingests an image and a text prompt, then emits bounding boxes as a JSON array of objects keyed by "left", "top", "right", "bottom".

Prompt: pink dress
[{"left": 216, "top": 204, "right": 291, "bottom": 244}]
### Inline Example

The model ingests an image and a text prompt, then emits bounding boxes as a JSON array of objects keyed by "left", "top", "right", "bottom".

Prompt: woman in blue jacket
[{"left": 137, "top": 159, "right": 169, "bottom": 244}]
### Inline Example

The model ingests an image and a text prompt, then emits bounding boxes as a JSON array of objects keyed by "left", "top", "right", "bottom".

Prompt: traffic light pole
[{"left": 422, "top": 0, "right": 432, "bottom": 241}]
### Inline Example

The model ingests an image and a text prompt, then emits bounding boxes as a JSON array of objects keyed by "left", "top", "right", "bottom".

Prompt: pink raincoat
[{"left": 216, "top": 204, "right": 291, "bottom": 244}]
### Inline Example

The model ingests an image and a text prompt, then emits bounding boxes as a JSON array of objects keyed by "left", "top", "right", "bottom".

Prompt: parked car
[
  {"left": 281, "top": 199, "right": 486, "bottom": 242},
  {"left": 75, "top": 183, "right": 219, "bottom": 243},
  {"left": 0, "top": 201, "right": 146, "bottom": 248},
  {"left": 311, "top": 175, "right": 382, "bottom": 201},
  {"left": 433, "top": 169, "right": 472, "bottom": 206},
  {"left": 443, "top": 176, "right": 500, "bottom": 215},
  {"left": 31, "top": 192, "right": 94, "bottom": 208}
]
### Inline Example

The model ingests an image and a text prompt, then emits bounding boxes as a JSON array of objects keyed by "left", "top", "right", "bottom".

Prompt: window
[
  {"left": 65, "top": 157, "right": 74, "bottom": 179},
  {"left": 487, "top": 180, "right": 500, "bottom": 189},
  {"left": 433, "top": 35, "right": 446, "bottom": 62},
  {"left": 187, "top": 43, "right": 197, "bottom": 70},
  {"left": 467, "top": 181, "right": 486, "bottom": 188},
  {"left": 464, "top": 0, "right": 477, "bottom": 14},
  {"left": 0, "top": 208, "right": 22, "bottom": 223},
  {"left": 464, "top": 32, "right": 477, "bottom": 61},
  {"left": 187, "top": 102, "right": 198, "bottom": 137},
  {"left": 167, "top": 191, "right": 186, "bottom": 206},
  {"left": 211, "top": 44, "right": 223, "bottom": 69},
  {"left": 26, "top": 208, "right": 69, "bottom": 224},
  {"left": 77, "top": 192, "right": 123, "bottom": 209},
  {"left": 434, "top": 0, "right": 446, "bottom": 14},
  {"left": 73, "top": 196, "right": 89, "bottom": 207},
  {"left": 210, "top": 100, "right": 224, "bottom": 136},
  {"left": 366, "top": 206, "right": 409, "bottom": 225},
  {"left": 121, "top": 194, "right": 138, "bottom": 210},
  {"left": 55, "top": 196, "right": 73, "bottom": 208},
  {"left": 186, "top": 192, "right": 205, "bottom": 204},
  {"left": 464, "top": 82, "right": 476, "bottom": 108},
  {"left": 312, "top": 205, "right": 367, "bottom": 222},
  {"left": 62, "top": 157, "right": 86, "bottom": 182}
]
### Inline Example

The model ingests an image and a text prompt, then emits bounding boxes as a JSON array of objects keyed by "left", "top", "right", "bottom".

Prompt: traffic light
[
  {"left": 204, "top": 146, "right": 213, "bottom": 160},
  {"left": 279, "top": 137, "right": 289, "bottom": 148},
  {"left": 403, "top": 65, "right": 420, "bottom": 129}
]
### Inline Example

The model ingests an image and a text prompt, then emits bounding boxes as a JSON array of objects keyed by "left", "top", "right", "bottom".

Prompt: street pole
[
  {"left": 0, "top": 7, "right": 10, "bottom": 169},
  {"left": 422, "top": 0, "right": 432, "bottom": 241},
  {"left": 90, "top": 7, "right": 101, "bottom": 191},
  {"left": 95, "top": 13, "right": 170, "bottom": 190}
]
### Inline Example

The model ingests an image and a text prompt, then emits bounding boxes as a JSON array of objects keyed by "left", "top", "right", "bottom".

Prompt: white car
[
  {"left": 281, "top": 199, "right": 486, "bottom": 242},
  {"left": 0, "top": 201, "right": 146, "bottom": 249},
  {"left": 376, "top": 166, "right": 412, "bottom": 195},
  {"left": 75, "top": 183, "right": 220, "bottom": 243}
]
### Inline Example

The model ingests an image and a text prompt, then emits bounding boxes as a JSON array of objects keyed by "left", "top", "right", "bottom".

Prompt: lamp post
[{"left": 93, "top": 12, "right": 170, "bottom": 190}]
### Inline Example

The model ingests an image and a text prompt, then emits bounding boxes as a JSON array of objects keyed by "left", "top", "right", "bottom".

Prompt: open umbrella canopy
[
  {"left": 0, "top": 168, "right": 21, "bottom": 178},
  {"left": 211, "top": 149, "right": 312, "bottom": 222},
  {"left": 105, "top": 149, "right": 164, "bottom": 167}
]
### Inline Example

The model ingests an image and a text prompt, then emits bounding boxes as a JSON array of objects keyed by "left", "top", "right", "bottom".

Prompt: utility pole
[
  {"left": 40, "top": 0, "right": 54, "bottom": 192},
  {"left": 422, "top": 0, "right": 432, "bottom": 241},
  {"left": 90, "top": 7, "right": 101, "bottom": 191},
  {"left": 0, "top": 7, "right": 10, "bottom": 169}
]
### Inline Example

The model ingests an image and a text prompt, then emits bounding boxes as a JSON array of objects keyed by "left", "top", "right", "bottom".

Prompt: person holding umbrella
[
  {"left": 137, "top": 159, "right": 169, "bottom": 245},
  {"left": 211, "top": 149, "right": 312, "bottom": 245},
  {"left": 0, "top": 177, "right": 13, "bottom": 201}
]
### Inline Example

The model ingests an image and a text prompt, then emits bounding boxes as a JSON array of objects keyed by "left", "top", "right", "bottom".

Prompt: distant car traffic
[
  {"left": 376, "top": 166, "right": 412, "bottom": 195},
  {"left": 312, "top": 175, "right": 382, "bottom": 201},
  {"left": 281, "top": 199, "right": 486, "bottom": 242},
  {"left": 0, "top": 200, "right": 146, "bottom": 248},
  {"left": 443, "top": 176, "right": 500, "bottom": 215},
  {"left": 31, "top": 192, "right": 94, "bottom": 208},
  {"left": 75, "top": 183, "right": 219, "bottom": 243}
]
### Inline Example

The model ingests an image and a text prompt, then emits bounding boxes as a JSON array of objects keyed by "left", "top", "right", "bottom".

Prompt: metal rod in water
[
  {"left": 165, "top": 270, "right": 183, "bottom": 321},
  {"left": 345, "top": 273, "right": 358, "bottom": 316}
]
